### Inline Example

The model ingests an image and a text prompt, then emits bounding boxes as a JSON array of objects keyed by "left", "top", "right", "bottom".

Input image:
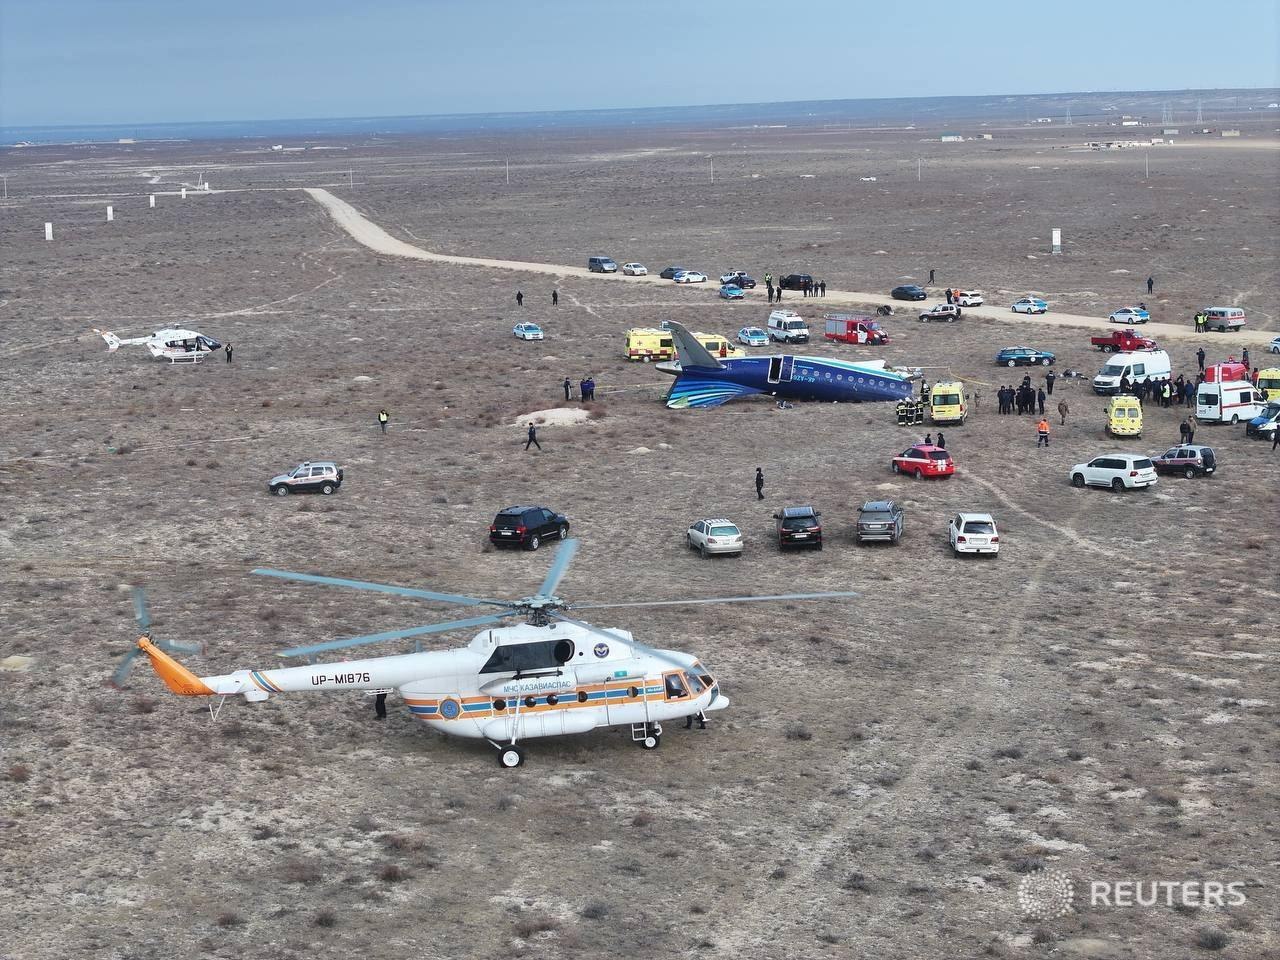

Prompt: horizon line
[{"left": 5, "top": 85, "right": 1278, "bottom": 134}]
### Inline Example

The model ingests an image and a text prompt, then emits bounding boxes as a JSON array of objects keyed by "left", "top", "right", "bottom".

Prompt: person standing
[
  {"left": 578, "top": 377, "right": 588, "bottom": 402},
  {"left": 1037, "top": 417, "right": 1051, "bottom": 447},
  {"left": 1045, "top": 369, "right": 1056, "bottom": 395},
  {"left": 1186, "top": 415, "right": 1197, "bottom": 445},
  {"left": 820, "top": 280, "right": 827, "bottom": 297},
  {"left": 563, "top": 377, "right": 572, "bottom": 401},
  {"left": 928, "top": 268, "right": 936, "bottom": 284},
  {"left": 1273, "top": 427, "right": 1279, "bottom": 452},
  {"left": 552, "top": 289, "right": 559, "bottom": 306},
  {"left": 1197, "top": 347, "right": 1206, "bottom": 372},
  {"left": 935, "top": 430, "right": 946, "bottom": 449},
  {"left": 516, "top": 290, "right": 524, "bottom": 307},
  {"left": 755, "top": 467, "right": 765, "bottom": 500},
  {"left": 924, "top": 432, "right": 933, "bottom": 446},
  {"left": 374, "top": 692, "right": 387, "bottom": 720},
  {"left": 224, "top": 342, "right": 233, "bottom": 364},
  {"left": 684, "top": 710, "right": 707, "bottom": 730},
  {"left": 1242, "top": 347, "right": 1250, "bottom": 369},
  {"left": 524, "top": 424, "right": 541, "bottom": 451},
  {"left": 945, "top": 288, "right": 954, "bottom": 304},
  {"left": 1037, "top": 387, "right": 1047, "bottom": 415},
  {"left": 1147, "top": 276, "right": 1154, "bottom": 295},
  {"left": 764, "top": 272, "right": 772, "bottom": 289},
  {"left": 767, "top": 283, "right": 774, "bottom": 304},
  {"left": 585, "top": 376, "right": 596, "bottom": 401},
  {"left": 1058, "top": 399, "right": 1069, "bottom": 425},
  {"left": 1179, "top": 419, "right": 1190, "bottom": 444},
  {"left": 377, "top": 408, "right": 389, "bottom": 434}
]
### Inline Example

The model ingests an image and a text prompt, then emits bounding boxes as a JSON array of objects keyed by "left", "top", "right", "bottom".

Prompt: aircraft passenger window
[
  {"left": 664, "top": 674, "right": 689, "bottom": 699},
  {"left": 480, "top": 639, "right": 573, "bottom": 674}
]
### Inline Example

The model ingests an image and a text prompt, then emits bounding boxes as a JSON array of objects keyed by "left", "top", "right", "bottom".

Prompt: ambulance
[
  {"left": 928, "top": 381, "right": 968, "bottom": 424},
  {"left": 1254, "top": 367, "right": 1280, "bottom": 402},
  {"left": 1196, "top": 380, "right": 1266, "bottom": 424},
  {"left": 1104, "top": 396, "right": 1143, "bottom": 437},
  {"left": 623, "top": 328, "right": 744, "bottom": 361}
]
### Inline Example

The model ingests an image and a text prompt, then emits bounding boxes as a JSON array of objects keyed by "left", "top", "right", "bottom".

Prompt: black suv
[
  {"left": 779, "top": 274, "right": 813, "bottom": 291},
  {"left": 774, "top": 506, "right": 823, "bottom": 551},
  {"left": 489, "top": 505, "right": 570, "bottom": 551}
]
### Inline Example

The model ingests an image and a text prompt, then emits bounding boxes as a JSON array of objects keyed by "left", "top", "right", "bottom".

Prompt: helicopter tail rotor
[{"left": 110, "top": 587, "right": 206, "bottom": 688}]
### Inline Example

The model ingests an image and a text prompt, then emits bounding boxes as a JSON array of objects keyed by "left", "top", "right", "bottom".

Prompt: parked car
[
  {"left": 920, "top": 303, "right": 962, "bottom": 323},
  {"left": 1151, "top": 445, "right": 1217, "bottom": 479},
  {"left": 891, "top": 444, "right": 955, "bottom": 479},
  {"left": 621, "top": 262, "right": 648, "bottom": 276},
  {"left": 719, "top": 284, "right": 745, "bottom": 300},
  {"left": 1269, "top": 335, "right": 1280, "bottom": 354},
  {"left": 1246, "top": 402, "right": 1280, "bottom": 439},
  {"left": 948, "top": 513, "right": 1000, "bottom": 556},
  {"left": 738, "top": 326, "right": 770, "bottom": 346},
  {"left": 1109, "top": 307, "right": 1150, "bottom": 325},
  {"left": 1068, "top": 454, "right": 1157, "bottom": 491},
  {"left": 659, "top": 266, "right": 686, "bottom": 280},
  {"left": 774, "top": 506, "right": 823, "bottom": 551},
  {"left": 673, "top": 271, "right": 707, "bottom": 284},
  {"left": 488, "top": 505, "right": 570, "bottom": 550},
  {"left": 720, "top": 271, "right": 756, "bottom": 288},
  {"left": 513, "top": 322, "right": 544, "bottom": 341},
  {"left": 779, "top": 274, "right": 814, "bottom": 291},
  {"left": 891, "top": 284, "right": 928, "bottom": 301},
  {"left": 1012, "top": 297, "right": 1049, "bottom": 314},
  {"left": 855, "top": 500, "right": 903, "bottom": 544},
  {"left": 996, "top": 346, "right": 1055, "bottom": 367},
  {"left": 1200, "top": 306, "right": 1247, "bottom": 332},
  {"left": 268, "top": 461, "right": 343, "bottom": 496},
  {"left": 588, "top": 256, "right": 618, "bottom": 273},
  {"left": 686, "top": 518, "right": 744, "bottom": 558},
  {"left": 953, "top": 289, "right": 985, "bottom": 306}
]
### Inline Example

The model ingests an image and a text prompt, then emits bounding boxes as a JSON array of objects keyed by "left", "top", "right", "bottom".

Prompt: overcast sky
[{"left": 2, "top": 0, "right": 1277, "bottom": 127}]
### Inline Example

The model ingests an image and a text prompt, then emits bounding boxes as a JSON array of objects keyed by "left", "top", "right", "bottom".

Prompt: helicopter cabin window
[
  {"left": 480, "top": 638, "right": 575, "bottom": 674},
  {"left": 664, "top": 673, "right": 689, "bottom": 700}
]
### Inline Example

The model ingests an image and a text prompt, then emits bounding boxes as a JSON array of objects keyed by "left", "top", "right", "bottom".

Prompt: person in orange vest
[{"left": 1037, "top": 417, "right": 1051, "bottom": 447}]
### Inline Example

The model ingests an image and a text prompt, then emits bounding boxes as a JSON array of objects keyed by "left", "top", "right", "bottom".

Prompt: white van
[
  {"left": 1196, "top": 380, "right": 1266, "bottom": 424},
  {"left": 1092, "top": 350, "right": 1171, "bottom": 395},
  {"left": 1202, "top": 306, "right": 1246, "bottom": 332},
  {"left": 767, "top": 309, "right": 811, "bottom": 344}
]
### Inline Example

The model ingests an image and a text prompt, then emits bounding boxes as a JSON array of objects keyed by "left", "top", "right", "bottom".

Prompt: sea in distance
[{"left": 4, "top": 88, "right": 1276, "bottom": 145}]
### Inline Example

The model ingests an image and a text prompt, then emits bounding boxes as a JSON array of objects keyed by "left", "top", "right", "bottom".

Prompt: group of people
[
  {"left": 515, "top": 289, "right": 559, "bottom": 307},
  {"left": 564, "top": 375, "right": 596, "bottom": 401},
  {"left": 1118, "top": 373, "right": 1196, "bottom": 408},
  {"left": 762, "top": 273, "right": 827, "bottom": 304},
  {"left": 997, "top": 377, "right": 1048, "bottom": 417}
]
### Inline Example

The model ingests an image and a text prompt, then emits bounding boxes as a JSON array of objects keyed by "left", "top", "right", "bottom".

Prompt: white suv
[
  {"left": 687, "top": 518, "right": 743, "bottom": 558},
  {"left": 1069, "top": 454, "right": 1157, "bottom": 492},
  {"left": 948, "top": 513, "right": 1000, "bottom": 555},
  {"left": 954, "top": 290, "right": 984, "bottom": 307}
]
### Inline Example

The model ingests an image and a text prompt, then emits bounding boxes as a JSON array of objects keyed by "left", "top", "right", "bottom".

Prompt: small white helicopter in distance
[
  {"left": 133, "top": 540, "right": 858, "bottom": 768},
  {"left": 94, "top": 327, "right": 222, "bottom": 363}
]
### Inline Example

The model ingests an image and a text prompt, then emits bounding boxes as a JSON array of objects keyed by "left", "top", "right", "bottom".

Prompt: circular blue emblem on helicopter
[
  {"left": 438, "top": 698, "right": 461, "bottom": 719},
  {"left": 593, "top": 642, "right": 610, "bottom": 659}
]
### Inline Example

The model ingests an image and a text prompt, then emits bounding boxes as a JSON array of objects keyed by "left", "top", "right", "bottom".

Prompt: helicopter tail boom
[{"left": 136, "top": 637, "right": 215, "bottom": 696}]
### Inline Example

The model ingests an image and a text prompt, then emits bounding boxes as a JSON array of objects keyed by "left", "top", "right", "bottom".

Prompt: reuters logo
[{"left": 1017, "top": 869, "right": 1075, "bottom": 920}]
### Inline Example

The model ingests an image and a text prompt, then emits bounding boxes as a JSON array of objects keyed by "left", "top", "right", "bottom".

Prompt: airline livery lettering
[{"left": 311, "top": 672, "right": 372, "bottom": 686}]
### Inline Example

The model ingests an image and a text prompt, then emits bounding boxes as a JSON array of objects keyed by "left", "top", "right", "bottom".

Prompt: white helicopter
[
  {"left": 133, "top": 540, "right": 857, "bottom": 768},
  {"left": 94, "top": 327, "right": 222, "bottom": 363}
]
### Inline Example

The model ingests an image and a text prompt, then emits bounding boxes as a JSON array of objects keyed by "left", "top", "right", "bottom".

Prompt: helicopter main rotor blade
[
  {"left": 571, "top": 590, "right": 860, "bottom": 610},
  {"left": 536, "top": 538, "right": 579, "bottom": 599},
  {"left": 550, "top": 613, "right": 692, "bottom": 672},
  {"left": 278, "top": 611, "right": 516, "bottom": 659},
  {"left": 253, "top": 569, "right": 508, "bottom": 608},
  {"left": 132, "top": 587, "right": 152, "bottom": 631}
]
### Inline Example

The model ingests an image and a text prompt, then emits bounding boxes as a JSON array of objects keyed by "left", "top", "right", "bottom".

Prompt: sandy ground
[
  {"left": 307, "top": 187, "right": 1279, "bottom": 349},
  {"left": 0, "top": 122, "right": 1277, "bottom": 960}
]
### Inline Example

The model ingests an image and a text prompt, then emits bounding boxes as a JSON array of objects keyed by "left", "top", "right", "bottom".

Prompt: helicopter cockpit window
[
  {"left": 684, "top": 671, "right": 706, "bottom": 694},
  {"left": 664, "top": 673, "right": 689, "bottom": 699},
  {"left": 480, "top": 638, "right": 574, "bottom": 675},
  {"left": 687, "top": 663, "right": 714, "bottom": 690}
]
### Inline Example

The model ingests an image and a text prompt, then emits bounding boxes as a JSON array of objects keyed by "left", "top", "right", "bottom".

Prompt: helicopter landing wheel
[
  {"left": 498, "top": 744, "right": 525, "bottom": 768},
  {"left": 640, "top": 725, "right": 661, "bottom": 750}
]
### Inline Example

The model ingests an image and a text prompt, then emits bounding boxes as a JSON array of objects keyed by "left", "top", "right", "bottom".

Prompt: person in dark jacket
[
  {"left": 1197, "top": 347, "right": 1206, "bottom": 371},
  {"left": 515, "top": 290, "right": 524, "bottom": 306},
  {"left": 563, "top": 377, "right": 572, "bottom": 401},
  {"left": 225, "top": 342, "right": 233, "bottom": 364},
  {"left": 755, "top": 467, "right": 765, "bottom": 500},
  {"left": 552, "top": 289, "right": 559, "bottom": 306},
  {"left": 524, "top": 424, "right": 541, "bottom": 450},
  {"left": 1037, "top": 388, "right": 1047, "bottom": 415},
  {"left": 935, "top": 431, "right": 946, "bottom": 449},
  {"left": 1045, "top": 370, "right": 1055, "bottom": 395}
]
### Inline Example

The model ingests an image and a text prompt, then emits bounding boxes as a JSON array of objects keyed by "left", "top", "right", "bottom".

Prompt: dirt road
[{"left": 306, "top": 187, "right": 1277, "bottom": 349}]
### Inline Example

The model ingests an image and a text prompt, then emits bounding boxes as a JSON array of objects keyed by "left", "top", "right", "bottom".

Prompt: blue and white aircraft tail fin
[{"left": 665, "top": 321, "right": 724, "bottom": 370}]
